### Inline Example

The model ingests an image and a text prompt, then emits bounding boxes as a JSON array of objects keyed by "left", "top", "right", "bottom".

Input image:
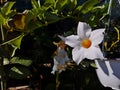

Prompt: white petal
[
  {"left": 90, "top": 29, "right": 105, "bottom": 46},
  {"left": 65, "top": 35, "right": 80, "bottom": 47},
  {"left": 72, "top": 47, "right": 85, "bottom": 64},
  {"left": 95, "top": 60, "right": 120, "bottom": 90},
  {"left": 53, "top": 57, "right": 59, "bottom": 65},
  {"left": 77, "top": 22, "right": 91, "bottom": 39},
  {"left": 85, "top": 46, "right": 104, "bottom": 60},
  {"left": 58, "top": 35, "right": 66, "bottom": 41}
]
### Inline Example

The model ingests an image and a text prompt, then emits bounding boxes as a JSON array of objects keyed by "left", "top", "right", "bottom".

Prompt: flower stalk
[
  {"left": 56, "top": 71, "right": 60, "bottom": 90},
  {"left": 0, "top": 25, "right": 6, "bottom": 90}
]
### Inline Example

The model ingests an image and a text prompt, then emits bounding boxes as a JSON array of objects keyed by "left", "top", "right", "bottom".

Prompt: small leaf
[
  {"left": 75, "top": 0, "right": 99, "bottom": 14},
  {"left": 9, "top": 65, "right": 31, "bottom": 79},
  {"left": 3, "top": 58, "right": 9, "bottom": 65},
  {"left": 1, "top": 2, "right": 16, "bottom": 16},
  {"left": 11, "top": 66, "right": 23, "bottom": 75},
  {"left": 43, "top": 0, "right": 55, "bottom": 9},
  {"left": 10, "top": 34, "right": 24, "bottom": 49},
  {"left": 90, "top": 62, "right": 97, "bottom": 68},
  {"left": 55, "top": 0, "right": 68, "bottom": 11},
  {"left": 11, "top": 57, "right": 32, "bottom": 66}
]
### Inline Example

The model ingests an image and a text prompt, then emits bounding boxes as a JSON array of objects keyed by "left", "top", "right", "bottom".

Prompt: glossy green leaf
[
  {"left": 1, "top": 2, "right": 16, "bottom": 16},
  {"left": 55, "top": 0, "right": 68, "bottom": 11},
  {"left": 11, "top": 57, "right": 32, "bottom": 66},
  {"left": 76, "top": 0, "right": 99, "bottom": 14},
  {"left": 10, "top": 34, "right": 24, "bottom": 49},
  {"left": 31, "top": 0, "right": 41, "bottom": 9}
]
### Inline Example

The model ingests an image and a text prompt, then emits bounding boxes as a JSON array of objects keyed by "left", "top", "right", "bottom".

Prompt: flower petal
[
  {"left": 65, "top": 35, "right": 80, "bottom": 47},
  {"left": 95, "top": 60, "right": 120, "bottom": 90},
  {"left": 90, "top": 29, "right": 105, "bottom": 46},
  {"left": 72, "top": 47, "right": 85, "bottom": 64},
  {"left": 85, "top": 46, "right": 104, "bottom": 60},
  {"left": 77, "top": 22, "right": 91, "bottom": 39},
  {"left": 58, "top": 35, "right": 66, "bottom": 41}
]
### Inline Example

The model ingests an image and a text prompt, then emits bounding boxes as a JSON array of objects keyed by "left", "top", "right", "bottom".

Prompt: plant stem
[
  {"left": 0, "top": 25, "right": 6, "bottom": 90},
  {"left": 103, "top": 0, "right": 113, "bottom": 56},
  {"left": 56, "top": 72, "right": 60, "bottom": 90},
  {"left": 1, "top": 25, "right": 5, "bottom": 42}
]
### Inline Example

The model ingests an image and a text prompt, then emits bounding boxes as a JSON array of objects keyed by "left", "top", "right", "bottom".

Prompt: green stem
[
  {"left": 0, "top": 25, "right": 6, "bottom": 90},
  {"left": 1, "top": 25, "right": 5, "bottom": 42},
  {"left": 56, "top": 72, "right": 60, "bottom": 90}
]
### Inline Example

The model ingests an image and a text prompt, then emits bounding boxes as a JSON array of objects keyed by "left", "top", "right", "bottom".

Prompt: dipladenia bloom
[
  {"left": 51, "top": 41, "right": 70, "bottom": 74},
  {"left": 59, "top": 22, "right": 105, "bottom": 64}
]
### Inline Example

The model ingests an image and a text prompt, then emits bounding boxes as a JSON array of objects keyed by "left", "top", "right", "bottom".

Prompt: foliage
[{"left": 0, "top": 0, "right": 120, "bottom": 90}]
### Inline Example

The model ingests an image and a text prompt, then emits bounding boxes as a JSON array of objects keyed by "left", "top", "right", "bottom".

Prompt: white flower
[
  {"left": 59, "top": 22, "right": 105, "bottom": 64},
  {"left": 95, "top": 60, "right": 120, "bottom": 90},
  {"left": 51, "top": 47, "right": 70, "bottom": 74}
]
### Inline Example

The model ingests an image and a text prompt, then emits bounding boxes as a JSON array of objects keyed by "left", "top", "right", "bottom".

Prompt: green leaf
[
  {"left": 31, "top": 0, "right": 41, "bottom": 9},
  {"left": 90, "top": 62, "right": 97, "bottom": 68},
  {"left": 0, "top": 13, "right": 5, "bottom": 25},
  {"left": 43, "top": 0, "right": 55, "bottom": 9},
  {"left": 3, "top": 58, "right": 9, "bottom": 65},
  {"left": 10, "top": 34, "right": 24, "bottom": 49},
  {"left": 1, "top": 2, "right": 16, "bottom": 16},
  {"left": 76, "top": 0, "right": 99, "bottom": 14},
  {"left": 55, "top": 0, "right": 68, "bottom": 11},
  {"left": 45, "top": 12, "right": 62, "bottom": 23},
  {"left": 9, "top": 65, "right": 31, "bottom": 79},
  {"left": 11, "top": 57, "right": 32, "bottom": 66},
  {"left": 11, "top": 66, "right": 23, "bottom": 75},
  {"left": 67, "top": 0, "right": 77, "bottom": 10},
  {"left": 26, "top": 20, "right": 43, "bottom": 32}
]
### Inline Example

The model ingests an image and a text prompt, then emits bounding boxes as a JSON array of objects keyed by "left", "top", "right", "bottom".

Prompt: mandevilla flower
[
  {"left": 51, "top": 41, "right": 70, "bottom": 74},
  {"left": 59, "top": 22, "right": 105, "bottom": 64}
]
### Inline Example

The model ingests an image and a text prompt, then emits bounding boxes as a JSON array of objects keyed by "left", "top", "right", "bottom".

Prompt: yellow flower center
[{"left": 81, "top": 38, "right": 92, "bottom": 48}]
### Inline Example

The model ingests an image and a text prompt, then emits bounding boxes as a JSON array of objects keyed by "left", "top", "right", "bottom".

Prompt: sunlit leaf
[
  {"left": 10, "top": 34, "right": 24, "bottom": 49},
  {"left": 1, "top": 2, "right": 16, "bottom": 16},
  {"left": 3, "top": 58, "right": 9, "bottom": 65},
  {"left": 75, "top": 0, "right": 99, "bottom": 14},
  {"left": 55, "top": 0, "right": 68, "bottom": 11},
  {"left": 11, "top": 66, "right": 23, "bottom": 75},
  {"left": 90, "top": 62, "right": 97, "bottom": 68},
  {"left": 11, "top": 57, "right": 32, "bottom": 66},
  {"left": 43, "top": 0, "right": 55, "bottom": 9}
]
